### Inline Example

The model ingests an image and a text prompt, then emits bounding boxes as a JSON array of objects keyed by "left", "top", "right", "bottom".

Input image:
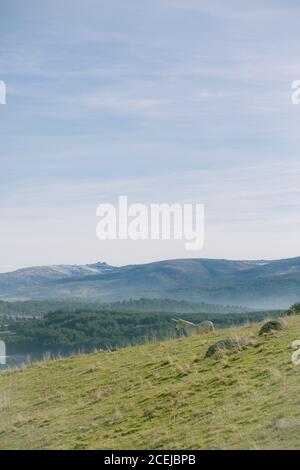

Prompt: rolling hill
[
  {"left": 0, "top": 315, "right": 300, "bottom": 449},
  {"left": 1, "top": 257, "right": 300, "bottom": 308}
]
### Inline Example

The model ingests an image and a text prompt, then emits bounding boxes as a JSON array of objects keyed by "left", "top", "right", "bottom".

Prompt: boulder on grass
[
  {"left": 205, "top": 337, "right": 255, "bottom": 358},
  {"left": 258, "top": 319, "right": 287, "bottom": 336}
]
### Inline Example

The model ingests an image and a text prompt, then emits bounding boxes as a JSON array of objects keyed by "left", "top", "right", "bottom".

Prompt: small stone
[
  {"left": 205, "top": 337, "right": 255, "bottom": 358},
  {"left": 258, "top": 319, "right": 288, "bottom": 336}
]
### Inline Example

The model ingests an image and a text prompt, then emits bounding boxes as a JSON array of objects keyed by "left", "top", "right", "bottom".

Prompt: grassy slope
[{"left": 0, "top": 316, "right": 300, "bottom": 450}]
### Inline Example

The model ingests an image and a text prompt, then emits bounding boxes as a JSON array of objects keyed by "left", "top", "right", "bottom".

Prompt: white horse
[{"left": 172, "top": 318, "right": 215, "bottom": 337}]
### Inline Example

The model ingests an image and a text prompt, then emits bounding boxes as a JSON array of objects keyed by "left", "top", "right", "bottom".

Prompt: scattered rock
[
  {"left": 205, "top": 337, "right": 256, "bottom": 358},
  {"left": 258, "top": 319, "right": 288, "bottom": 336}
]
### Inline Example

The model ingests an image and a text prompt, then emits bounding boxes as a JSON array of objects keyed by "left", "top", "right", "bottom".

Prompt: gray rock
[
  {"left": 205, "top": 337, "right": 255, "bottom": 358},
  {"left": 258, "top": 319, "right": 288, "bottom": 336}
]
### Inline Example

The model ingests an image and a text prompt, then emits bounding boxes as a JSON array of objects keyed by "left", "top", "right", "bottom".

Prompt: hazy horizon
[{"left": 2, "top": 252, "right": 300, "bottom": 274}]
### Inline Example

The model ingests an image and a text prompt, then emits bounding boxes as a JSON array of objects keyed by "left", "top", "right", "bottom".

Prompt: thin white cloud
[{"left": 72, "top": 92, "right": 164, "bottom": 110}]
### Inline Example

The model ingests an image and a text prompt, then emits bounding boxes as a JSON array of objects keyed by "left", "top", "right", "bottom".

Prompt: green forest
[{"left": 2, "top": 307, "right": 282, "bottom": 355}]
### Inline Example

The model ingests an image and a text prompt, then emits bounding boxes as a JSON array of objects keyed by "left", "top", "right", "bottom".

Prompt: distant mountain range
[{"left": 1, "top": 257, "right": 300, "bottom": 308}]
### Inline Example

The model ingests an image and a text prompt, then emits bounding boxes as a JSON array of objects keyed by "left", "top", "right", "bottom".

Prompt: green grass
[{"left": 0, "top": 316, "right": 300, "bottom": 449}]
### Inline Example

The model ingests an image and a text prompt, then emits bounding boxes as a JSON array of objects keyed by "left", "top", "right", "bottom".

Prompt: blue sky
[{"left": 1, "top": 0, "right": 300, "bottom": 270}]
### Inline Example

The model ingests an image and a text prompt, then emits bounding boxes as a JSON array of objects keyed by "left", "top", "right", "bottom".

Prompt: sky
[{"left": 1, "top": 0, "right": 300, "bottom": 271}]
